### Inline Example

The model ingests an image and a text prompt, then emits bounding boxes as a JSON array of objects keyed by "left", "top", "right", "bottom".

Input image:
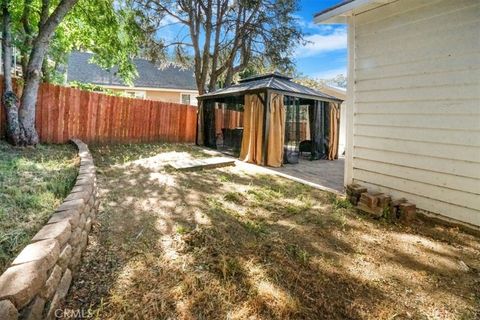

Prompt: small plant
[
  {"left": 329, "top": 194, "right": 353, "bottom": 210},
  {"left": 382, "top": 206, "right": 392, "bottom": 219},
  {"left": 223, "top": 191, "right": 245, "bottom": 204},
  {"left": 242, "top": 220, "right": 267, "bottom": 236},
  {"left": 206, "top": 197, "right": 238, "bottom": 217},
  {"left": 218, "top": 174, "right": 232, "bottom": 182},
  {"left": 176, "top": 225, "right": 191, "bottom": 235},
  {"left": 220, "top": 255, "right": 242, "bottom": 280},
  {"left": 286, "top": 244, "right": 310, "bottom": 265}
]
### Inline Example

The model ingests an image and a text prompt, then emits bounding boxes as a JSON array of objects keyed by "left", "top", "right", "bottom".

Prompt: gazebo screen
[
  {"left": 197, "top": 73, "right": 342, "bottom": 167},
  {"left": 284, "top": 96, "right": 318, "bottom": 163},
  {"left": 214, "top": 96, "right": 244, "bottom": 157}
]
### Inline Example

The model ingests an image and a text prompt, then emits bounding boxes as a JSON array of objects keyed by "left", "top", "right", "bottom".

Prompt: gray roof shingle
[
  {"left": 66, "top": 51, "right": 197, "bottom": 90},
  {"left": 199, "top": 73, "right": 343, "bottom": 102}
]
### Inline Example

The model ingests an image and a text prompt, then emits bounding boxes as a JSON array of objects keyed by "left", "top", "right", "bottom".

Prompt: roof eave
[
  {"left": 314, "top": 0, "right": 384, "bottom": 24},
  {"left": 198, "top": 88, "right": 343, "bottom": 104}
]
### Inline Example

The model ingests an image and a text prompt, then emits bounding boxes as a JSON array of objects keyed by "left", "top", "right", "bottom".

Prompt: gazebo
[{"left": 196, "top": 73, "right": 343, "bottom": 167}]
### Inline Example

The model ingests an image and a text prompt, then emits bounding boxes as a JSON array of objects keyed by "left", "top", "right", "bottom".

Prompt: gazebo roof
[{"left": 198, "top": 72, "right": 343, "bottom": 102}]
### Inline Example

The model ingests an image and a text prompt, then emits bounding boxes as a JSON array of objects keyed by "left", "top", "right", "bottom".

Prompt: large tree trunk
[
  {"left": 16, "top": 0, "right": 79, "bottom": 145},
  {"left": 18, "top": 44, "right": 45, "bottom": 145},
  {"left": 2, "top": 1, "right": 22, "bottom": 145}
]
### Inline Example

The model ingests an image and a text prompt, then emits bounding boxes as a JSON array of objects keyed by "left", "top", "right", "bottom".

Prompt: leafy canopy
[{"left": 10, "top": 0, "right": 143, "bottom": 84}]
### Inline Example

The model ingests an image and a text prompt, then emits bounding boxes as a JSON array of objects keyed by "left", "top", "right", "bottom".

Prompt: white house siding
[{"left": 350, "top": 0, "right": 480, "bottom": 226}]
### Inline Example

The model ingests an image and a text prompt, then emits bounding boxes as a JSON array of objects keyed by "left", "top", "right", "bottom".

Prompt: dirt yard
[{"left": 62, "top": 143, "right": 479, "bottom": 320}]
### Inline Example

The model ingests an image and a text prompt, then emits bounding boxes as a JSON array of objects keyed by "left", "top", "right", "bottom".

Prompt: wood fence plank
[
  {"left": 35, "top": 84, "right": 44, "bottom": 141},
  {"left": 0, "top": 78, "right": 196, "bottom": 144}
]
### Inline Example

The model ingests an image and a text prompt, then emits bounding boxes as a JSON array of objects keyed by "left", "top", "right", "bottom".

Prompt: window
[
  {"left": 181, "top": 93, "right": 191, "bottom": 105},
  {"left": 125, "top": 91, "right": 146, "bottom": 99}
]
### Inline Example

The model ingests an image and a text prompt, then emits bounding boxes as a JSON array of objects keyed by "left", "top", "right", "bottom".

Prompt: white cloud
[
  {"left": 295, "top": 27, "right": 347, "bottom": 58},
  {"left": 312, "top": 67, "right": 347, "bottom": 80},
  {"left": 294, "top": 15, "right": 337, "bottom": 32}
]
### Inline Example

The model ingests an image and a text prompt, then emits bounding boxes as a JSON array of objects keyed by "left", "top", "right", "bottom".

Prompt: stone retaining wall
[{"left": 0, "top": 139, "right": 99, "bottom": 320}]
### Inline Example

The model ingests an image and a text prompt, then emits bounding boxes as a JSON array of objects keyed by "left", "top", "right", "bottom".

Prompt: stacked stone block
[
  {"left": 0, "top": 139, "right": 99, "bottom": 320},
  {"left": 346, "top": 184, "right": 367, "bottom": 205},
  {"left": 357, "top": 192, "right": 391, "bottom": 218},
  {"left": 346, "top": 184, "right": 416, "bottom": 223}
]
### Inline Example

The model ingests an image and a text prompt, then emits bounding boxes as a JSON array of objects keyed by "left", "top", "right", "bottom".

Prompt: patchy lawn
[
  {"left": 0, "top": 141, "right": 78, "bottom": 273},
  {"left": 64, "top": 143, "right": 479, "bottom": 319}
]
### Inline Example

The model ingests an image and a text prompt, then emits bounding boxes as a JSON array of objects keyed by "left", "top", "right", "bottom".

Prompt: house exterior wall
[
  {"left": 104, "top": 86, "right": 199, "bottom": 106},
  {"left": 349, "top": 0, "right": 480, "bottom": 226}
]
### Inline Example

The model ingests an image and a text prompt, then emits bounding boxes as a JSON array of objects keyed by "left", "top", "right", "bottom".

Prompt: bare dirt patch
[{"left": 63, "top": 143, "right": 480, "bottom": 319}]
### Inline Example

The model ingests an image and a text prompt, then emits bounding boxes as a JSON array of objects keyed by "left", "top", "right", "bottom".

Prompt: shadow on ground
[{"left": 62, "top": 143, "right": 480, "bottom": 320}]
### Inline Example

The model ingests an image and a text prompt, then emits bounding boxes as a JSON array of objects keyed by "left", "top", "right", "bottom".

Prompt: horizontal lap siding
[{"left": 353, "top": 0, "right": 480, "bottom": 226}]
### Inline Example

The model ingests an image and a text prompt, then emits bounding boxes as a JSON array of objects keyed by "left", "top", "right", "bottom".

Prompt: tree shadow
[{"left": 62, "top": 146, "right": 480, "bottom": 320}]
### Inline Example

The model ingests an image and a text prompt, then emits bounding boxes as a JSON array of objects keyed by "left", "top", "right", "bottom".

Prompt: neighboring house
[
  {"left": 67, "top": 51, "right": 199, "bottom": 106},
  {"left": 315, "top": 0, "right": 480, "bottom": 227}
]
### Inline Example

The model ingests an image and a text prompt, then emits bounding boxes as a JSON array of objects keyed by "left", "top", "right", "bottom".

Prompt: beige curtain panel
[
  {"left": 266, "top": 93, "right": 285, "bottom": 167},
  {"left": 239, "top": 94, "right": 265, "bottom": 165},
  {"left": 328, "top": 102, "right": 340, "bottom": 160}
]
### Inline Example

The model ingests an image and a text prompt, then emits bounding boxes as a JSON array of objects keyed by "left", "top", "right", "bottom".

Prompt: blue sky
[{"left": 295, "top": 0, "right": 347, "bottom": 79}]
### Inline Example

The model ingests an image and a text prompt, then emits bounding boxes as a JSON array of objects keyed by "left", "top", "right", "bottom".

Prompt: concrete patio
[
  {"left": 201, "top": 147, "right": 345, "bottom": 193},
  {"left": 269, "top": 157, "right": 345, "bottom": 193}
]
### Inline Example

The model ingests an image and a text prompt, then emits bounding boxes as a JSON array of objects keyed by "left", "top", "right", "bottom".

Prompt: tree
[
  {"left": 133, "top": 0, "right": 303, "bottom": 94},
  {"left": 2, "top": 0, "right": 142, "bottom": 146},
  {"left": 325, "top": 74, "right": 346, "bottom": 89},
  {"left": 294, "top": 73, "right": 347, "bottom": 91},
  {"left": 2, "top": 0, "right": 79, "bottom": 145},
  {"left": 41, "top": 0, "right": 143, "bottom": 84}
]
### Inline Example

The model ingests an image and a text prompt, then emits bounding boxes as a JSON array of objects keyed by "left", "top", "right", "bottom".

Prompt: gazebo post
[
  {"left": 195, "top": 73, "right": 343, "bottom": 164},
  {"left": 262, "top": 89, "right": 271, "bottom": 166},
  {"left": 196, "top": 99, "right": 203, "bottom": 146}
]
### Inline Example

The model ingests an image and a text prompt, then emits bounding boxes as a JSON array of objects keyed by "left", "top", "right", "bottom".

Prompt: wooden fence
[
  {"left": 215, "top": 109, "right": 243, "bottom": 136},
  {"left": 0, "top": 80, "right": 198, "bottom": 144}
]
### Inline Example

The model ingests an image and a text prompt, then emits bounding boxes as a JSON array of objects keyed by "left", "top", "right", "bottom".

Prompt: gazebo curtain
[
  {"left": 239, "top": 93, "right": 285, "bottom": 167},
  {"left": 266, "top": 93, "right": 285, "bottom": 167},
  {"left": 328, "top": 103, "right": 340, "bottom": 160},
  {"left": 201, "top": 94, "right": 339, "bottom": 165},
  {"left": 239, "top": 94, "right": 265, "bottom": 165}
]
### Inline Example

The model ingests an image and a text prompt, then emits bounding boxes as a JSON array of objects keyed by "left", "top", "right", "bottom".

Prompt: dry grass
[
  {"left": 0, "top": 141, "right": 78, "bottom": 273},
  {"left": 63, "top": 143, "right": 480, "bottom": 320}
]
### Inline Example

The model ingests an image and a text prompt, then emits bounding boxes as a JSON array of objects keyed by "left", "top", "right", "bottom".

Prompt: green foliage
[
  {"left": 10, "top": 0, "right": 143, "bottom": 84},
  {"left": 286, "top": 244, "right": 310, "bottom": 265},
  {"left": 242, "top": 220, "right": 268, "bottom": 236},
  {"left": 223, "top": 191, "right": 246, "bottom": 204},
  {"left": 329, "top": 194, "right": 353, "bottom": 211},
  {"left": 59, "top": 0, "right": 143, "bottom": 84},
  {"left": 176, "top": 225, "right": 191, "bottom": 235},
  {"left": 294, "top": 74, "right": 347, "bottom": 90},
  {"left": 68, "top": 81, "right": 127, "bottom": 97}
]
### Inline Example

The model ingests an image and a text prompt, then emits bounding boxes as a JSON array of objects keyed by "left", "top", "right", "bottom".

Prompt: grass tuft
[{"left": 223, "top": 191, "right": 246, "bottom": 204}]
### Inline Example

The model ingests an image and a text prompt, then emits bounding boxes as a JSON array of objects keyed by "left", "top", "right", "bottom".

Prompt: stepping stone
[{"left": 168, "top": 157, "right": 235, "bottom": 171}]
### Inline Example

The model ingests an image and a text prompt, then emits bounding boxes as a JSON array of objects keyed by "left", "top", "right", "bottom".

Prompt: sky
[{"left": 294, "top": 0, "right": 347, "bottom": 80}]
